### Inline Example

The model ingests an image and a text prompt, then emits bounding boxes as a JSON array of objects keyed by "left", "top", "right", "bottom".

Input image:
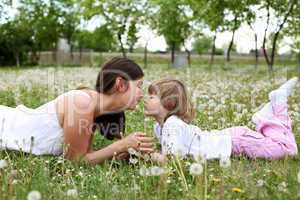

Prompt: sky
[{"left": 4, "top": 0, "right": 293, "bottom": 54}]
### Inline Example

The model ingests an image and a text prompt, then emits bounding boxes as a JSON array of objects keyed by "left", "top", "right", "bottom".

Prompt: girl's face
[
  {"left": 144, "top": 94, "right": 164, "bottom": 117},
  {"left": 119, "top": 78, "right": 144, "bottom": 110}
]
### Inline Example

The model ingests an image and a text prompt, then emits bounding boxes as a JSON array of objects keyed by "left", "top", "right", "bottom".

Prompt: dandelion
[
  {"left": 128, "top": 148, "right": 141, "bottom": 157},
  {"left": 189, "top": 163, "right": 203, "bottom": 176},
  {"left": 27, "top": 190, "right": 41, "bottom": 200},
  {"left": 150, "top": 166, "right": 167, "bottom": 176},
  {"left": 66, "top": 189, "right": 78, "bottom": 197},
  {"left": 278, "top": 182, "right": 287, "bottom": 192},
  {"left": 297, "top": 171, "right": 300, "bottom": 183},
  {"left": 0, "top": 159, "right": 8, "bottom": 169},
  {"left": 232, "top": 187, "right": 242, "bottom": 193},
  {"left": 256, "top": 179, "right": 264, "bottom": 187},
  {"left": 219, "top": 157, "right": 231, "bottom": 168},
  {"left": 142, "top": 153, "right": 150, "bottom": 161},
  {"left": 139, "top": 166, "right": 149, "bottom": 177},
  {"left": 129, "top": 157, "right": 138, "bottom": 165}
]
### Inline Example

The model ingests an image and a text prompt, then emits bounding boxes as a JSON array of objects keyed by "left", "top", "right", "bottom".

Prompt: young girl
[{"left": 144, "top": 78, "right": 298, "bottom": 161}]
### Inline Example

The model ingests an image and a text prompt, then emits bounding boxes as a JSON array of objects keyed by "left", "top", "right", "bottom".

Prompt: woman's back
[{"left": 0, "top": 90, "right": 91, "bottom": 155}]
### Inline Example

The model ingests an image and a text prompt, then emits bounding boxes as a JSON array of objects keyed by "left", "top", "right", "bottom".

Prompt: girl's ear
[{"left": 115, "top": 77, "right": 128, "bottom": 93}]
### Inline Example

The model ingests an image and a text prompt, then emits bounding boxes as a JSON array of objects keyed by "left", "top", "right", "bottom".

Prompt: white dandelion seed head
[
  {"left": 0, "top": 159, "right": 8, "bottom": 169},
  {"left": 66, "top": 189, "right": 78, "bottom": 197},
  {"left": 139, "top": 166, "right": 149, "bottom": 177},
  {"left": 150, "top": 166, "right": 166, "bottom": 176},
  {"left": 27, "top": 190, "right": 41, "bottom": 200},
  {"left": 128, "top": 148, "right": 141, "bottom": 157},
  {"left": 257, "top": 179, "right": 264, "bottom": 187},
  {"left": 112, "top": 185, "right": 119, "bottom": 193},
  {"left": 142, "top": 154, "right": 150, "bottom": 161},
  {"left": 219, "top": 157, "right": 231, "bottom": 168},
  {"left": 278, "top": 182, "right": 287, "bottom": 192},
  {"left": 297, "top": 171, "right": 300, "bottom": 183},
  {"left": 129, "top": 157, "right": 138, "bottom": 165},
  {"left": 189, "top": 163, "right": 203, "bottom": 176}
]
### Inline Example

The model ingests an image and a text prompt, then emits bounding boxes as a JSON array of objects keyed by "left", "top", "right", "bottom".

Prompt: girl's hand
[{"left": 121, "top": 132, "right": 154, "bottom": 153}]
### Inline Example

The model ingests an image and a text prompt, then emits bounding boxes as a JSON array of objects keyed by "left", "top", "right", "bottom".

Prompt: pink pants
[{"left": 227, "top": 104, "right": 298, "bottom": 159}]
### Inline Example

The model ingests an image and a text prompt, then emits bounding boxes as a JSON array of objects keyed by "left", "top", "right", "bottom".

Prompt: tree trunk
[
  {"left": 263, "top": 0, "right": 296, "bottom": 73},
  {"left": 144, "top": 42, "right": 148, "bottom": 68},
  {"left": 70, "top": 44, "right": 74, "bottom": 64},
  {"left": 129, "top": 45, "right": 134, "bottom": 53},
  {"left": 227, "top": 16, "right": 238, "bottom": 62},
  {"left": 254, "top": 33, "right": 258, "bottom": 69},
  {"left": 226, "top": 30, "right": 235, "bottom": 62},
  {"left": 186, "top": 49, "right": 191, "bottom": 67},
  {"left": 210, "top": 32, "right": 217, "bottom": 67},
  {"left": 30, "top": 50, "right": 39, "bottom": 65},
  {"left": 118, "top": 33, "right": 126, "bottom": 58},
  {"left": 52, "top": 43, "right": 57, "bottom": 65},
  {"left": 171, "top": 42, "right": 175, "bottom": 66},
  {"left": 15, "top": 50, "right": 20, "bottom": 67},
  {"left": 79, "top": 46, "right": 83, "bottom": 64},
  {"left": 269, "top": 32, "right": 280, "bottom": 72}
]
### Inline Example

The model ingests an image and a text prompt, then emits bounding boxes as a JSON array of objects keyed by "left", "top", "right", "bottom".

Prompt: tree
[
  {"left": 19, "top": 0, "right": 64, "bottom": 63},
  {"left": 0, "top": 17, "right": 33, "bottom": 67},
  {"left": 150, "top": 0, "right": 192, "bottom": 65},
  {"left": 285, "top": 1, "right": 300, "bottom": 67},
  {"left": 246, "top": 4, "right": 260, "bottom": 69},
  {"left": 223, "top": 0, "right": 257, "bottom": 62},
  {"left": 188, "top": 0, "right": 226, "bottom": 66},
  {"left": 91, "top": 25, "right": 117, "bottom": 52},
  {"left": 261, "top": 0, "right": 297, "bottom": 72},
  {"left": 127, "top": 19, "right": 139, "bottom": 53},
  {"left": 82, "top": 0, "right": 146, "bottom": 58},
  {"left": 60, "top": 0, "right": 81, "bottom": 60},
  {"left": 193, "top": 36, "right": 212, "bottom": 55},
  {"left": 73, "top": 30, "right": 93, "bottom": 61}
]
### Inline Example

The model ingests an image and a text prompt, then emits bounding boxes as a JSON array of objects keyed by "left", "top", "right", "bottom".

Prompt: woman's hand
[{"left": 121, "top": 132, "right": 154, "bottom": 153}]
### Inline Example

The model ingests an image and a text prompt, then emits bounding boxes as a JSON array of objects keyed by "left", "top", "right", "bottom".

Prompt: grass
[{"left": 0, "top": 64, "right": 300, "bottom": 199}]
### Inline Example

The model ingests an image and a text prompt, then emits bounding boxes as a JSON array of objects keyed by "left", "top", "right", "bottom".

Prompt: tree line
[{"left": 0, "top": 0, "right": 299, "bottom": 71}]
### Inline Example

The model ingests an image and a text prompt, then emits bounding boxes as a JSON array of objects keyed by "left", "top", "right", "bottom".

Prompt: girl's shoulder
[{"left": 164, "top": 115, "right": 187, "bottom": 129}]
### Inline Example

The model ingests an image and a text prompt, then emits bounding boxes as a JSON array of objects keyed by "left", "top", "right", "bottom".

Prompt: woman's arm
[
  {"left": 63, "top": 94, "right": 95, "bottom": 160},
  {"left": 62, "top": 94, "right": 154, "bottom": 164}
]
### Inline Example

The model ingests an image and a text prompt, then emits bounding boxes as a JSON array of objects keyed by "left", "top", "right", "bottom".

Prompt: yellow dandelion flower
[{"left": 232, "top": 187, "right": 242, "bottom": 193}]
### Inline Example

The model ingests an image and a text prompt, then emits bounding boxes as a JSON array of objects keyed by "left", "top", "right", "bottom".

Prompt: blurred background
[{"left": 0, "top": 0, "right": 299, "bottom": 71}]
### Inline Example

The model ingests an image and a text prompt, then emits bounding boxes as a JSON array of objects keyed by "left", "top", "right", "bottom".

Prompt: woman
[{"left": 0, "top": 57, "right": 154, "bottom": 165}]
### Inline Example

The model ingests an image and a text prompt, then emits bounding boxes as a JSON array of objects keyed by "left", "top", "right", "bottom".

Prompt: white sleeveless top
[
  {"left": 0, "top": 90, "right": 90, "bottom": 156},
  {"left": 154, "top": 115, "right": 232, "bottom": 160}
]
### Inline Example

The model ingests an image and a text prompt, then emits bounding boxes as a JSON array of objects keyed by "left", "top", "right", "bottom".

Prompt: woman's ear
[{"left": 115, "top": 77, "right": 128, "bottom": 93}]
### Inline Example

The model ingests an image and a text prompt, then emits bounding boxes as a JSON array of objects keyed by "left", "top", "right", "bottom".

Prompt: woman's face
[{"left": 120, "top": 78, "right": 144, "bottom": 110}]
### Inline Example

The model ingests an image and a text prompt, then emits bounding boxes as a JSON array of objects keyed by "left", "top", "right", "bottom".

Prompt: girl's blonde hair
[{"left": 148, "top": 78, "right": 195, "bottom": 123}]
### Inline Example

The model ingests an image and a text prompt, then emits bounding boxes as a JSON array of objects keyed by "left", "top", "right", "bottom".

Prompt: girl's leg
[{"left": 230, "top": 77, "right": 298, "bottom": 159}]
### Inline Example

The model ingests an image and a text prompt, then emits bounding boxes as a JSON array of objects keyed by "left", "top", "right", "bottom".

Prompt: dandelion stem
[
  {"left": 171, "top": 156, "right": 188, "bottom": 191},
  {"left": 204, "top": 160, "right": 208, "bottom": 200}
]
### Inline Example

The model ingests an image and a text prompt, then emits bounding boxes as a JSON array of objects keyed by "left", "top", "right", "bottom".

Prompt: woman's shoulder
[{"left": 59, "top": 89, "right": 92, "bottom": 99}]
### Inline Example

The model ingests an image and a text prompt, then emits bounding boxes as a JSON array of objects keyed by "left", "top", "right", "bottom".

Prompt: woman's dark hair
[{"left": 94, "top": 57, "right": 144, "bottom": 140}]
